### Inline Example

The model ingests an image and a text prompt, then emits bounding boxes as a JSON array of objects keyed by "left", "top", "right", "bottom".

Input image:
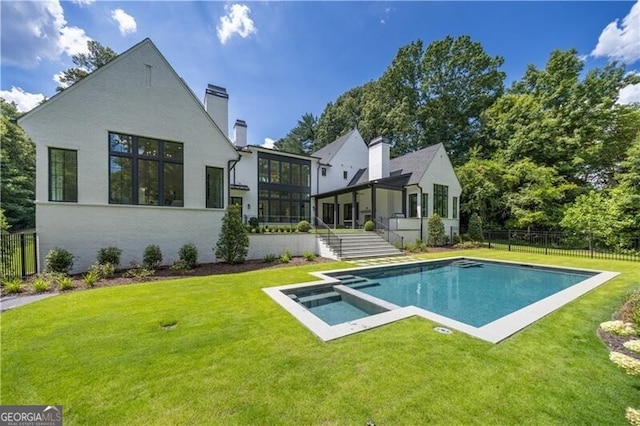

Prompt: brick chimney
[
  {"left": 368, "top": 136, "right": 390, "bottom": 180},
  {"left": 204, "top": 84, "right": 229, "bottom": 137}
]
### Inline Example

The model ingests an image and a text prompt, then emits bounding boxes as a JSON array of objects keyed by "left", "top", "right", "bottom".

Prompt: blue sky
[{"left": 2, "top": 1, "right": 639, "bottom": 147}]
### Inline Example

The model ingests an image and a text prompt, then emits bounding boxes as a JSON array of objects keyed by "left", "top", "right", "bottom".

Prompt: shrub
[
  {"left": 624, "top": 340, "right": 640, "bottom": 354},
  {"left": 170, "top": 260, "right": 192, "bottom": 274},
  {"left": 89, "top": 262, "right": 116, "bottom": 279},
  {"left": 452, "top": 234, "right": 462, "bottom": 245},
  {"left": 468, "top": 213, "right": 483, "bottom": 241},
  {"left": 302, "top": 251, "right": 316, "bottom": 261},
  {"left": 143, "top": 245, "right": 163, "bottom": 269},
  {"left": 403, "top": 242, "right": 416, "bottom": 252},
  {"left": 297, "top": 220, "right": 311, "bottom": 232},
  {"left": 279, "top": 249, "right": 292, "bottom": 263},
  {"left": 427, "top": 214, "right": 445, "bottom": 247},
  {"left": 215, "top": 205, "right": 249, "bottom": 264},
  {"left": 45, "top": 247, "right": 74, "bottom": 274},
  {"left": 83, "top": 270, "right": 100, "bottom": 287},
  {"left": 3, "top": 277, "right": 23, "bottom": 294},
  {"left": 627, "top": 408, "right": 640, "bottom": 426},
  {"left": 124, "top": 262, "right": 155, "bottom": 281},
  {"left": 178, "top": 243, "right": 198, "bottom": 269},
  {"left": 32, "top": 275, "right": 50, "bottom": 293},
  {"left": 97, "top": 246, "right": 122, "bottom": 268},
  {"left": 57, "top": 276, "right": 74, "bottom": 291},
  {"left": 610, "top": 351, "right": 640, "bottom": 376},
  {"left": 453, "top": 241, "right": 482, "bottom": 249},
  {"left": 600, "top": 320, "right": 637, "bottom": 336},
  {"left": 263, "top": 253, "right": 277, "bottom": 263},
  {"left": 249, "top": 217, "right": 259, "bottom": 228},
  {"left": 364, "top": 220, "right": 375, "bottom": 231}
]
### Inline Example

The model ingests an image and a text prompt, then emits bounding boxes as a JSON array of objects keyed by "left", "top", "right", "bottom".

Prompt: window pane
[
  {"left": 259, "top": 189, "right": 269, "bottom": 199},
  {"left": 269, "top": 159, "right": 280, "bottom": 183},
  {"left": 49, "top": 148, "right": 77, "bottom": 202},
  {"left": 138, "top": 138, "right": 159, "bottom": 157},
  {"left": 109, "top": 133, "right": 132, "bottom": 153},
  {"left": 109, "top": 156, "right": 132, "bottom": 204},
  {"left": 164, "top": 163, "right": 183, "bottom": 206},
  {"left": 164, "top": 141, "right": 183, "bottom": 161},
  {"left": 138, "top": 160, "right": 159, "bottom": 205},
  {"left": 291, "top": 163, "right": 300, "bottom": 186},
  {"left": 281, "top": 162, "right": 290, "bottom": 185},
  {"left": 259, "top": 158, "right": 269, "bottom": 183},
  {"left": 302, "top": 165, "right": 310, "bottom": 187},
  {"left": 206, "top": 167, "right": 224, "bottom": 208},
  {"left": 409, "top": 194, "right": 418, "bottom": 218},
  {"left": 422, "top": 193, "right": 428, "bottom": 217}
]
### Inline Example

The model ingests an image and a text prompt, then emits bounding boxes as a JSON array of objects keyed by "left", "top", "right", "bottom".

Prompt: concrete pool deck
[{"left": 263, "top": 256, "right": 619, "bottom": 343}]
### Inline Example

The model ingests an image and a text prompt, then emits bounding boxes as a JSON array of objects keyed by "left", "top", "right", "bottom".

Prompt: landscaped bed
[{"left": 1, "top": 249, "right": 638, "bottom": 424}]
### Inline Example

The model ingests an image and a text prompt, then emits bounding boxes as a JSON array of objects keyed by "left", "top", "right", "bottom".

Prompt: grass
[{"left": 1, "top": 249, "right": 639, "bottom": 424}]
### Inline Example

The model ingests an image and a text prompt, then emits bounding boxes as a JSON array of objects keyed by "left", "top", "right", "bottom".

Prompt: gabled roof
[
  {"left": 312, "top": 128, "right": 359, "bottom": 164},
  {"left": 18, "top": 38, "right": 238, "bottom": 158},
  {"left": 348, "top": 143, "right": 442, "bottom": 187}
]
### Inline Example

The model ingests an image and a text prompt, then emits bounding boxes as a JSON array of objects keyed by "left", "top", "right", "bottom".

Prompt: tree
[
  {"left": 0, "top": 99, "right": 35, "bottom": 230},
  {"left": 274, "top": 113, "right": 317, "bottom": 154},
  {"left": 56, "top": 40, "right": 117, "bottom": 91},
  {"left": 427, "top": 214, "right": 445, "bottom": 246},
  {"left": 214, "top": 205, "right": 249, "bottom": 264},
  {"left": 468, "top": 213, "right": 483, "bottom": 241}
]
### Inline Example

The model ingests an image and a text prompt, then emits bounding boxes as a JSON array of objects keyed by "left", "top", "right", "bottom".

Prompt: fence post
[
  {"left": 508, "top": 230, "right": 511, "bottom": 252},
  {"left": 20, "top": 233, "right": 27, "bottom": 278},
  {"left": 488, "top": 231, "right": 491, "bottom": 249},
  {"left": 590, "top": 232, "right": 594, "bottom": 258},
  {"left": 545, "top": 232, "right": 548, "bottom": 255}
]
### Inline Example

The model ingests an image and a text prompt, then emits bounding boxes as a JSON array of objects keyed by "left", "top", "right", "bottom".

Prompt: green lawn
[{"left": 1, "top": 249, "right": 638, "bottom": 425}]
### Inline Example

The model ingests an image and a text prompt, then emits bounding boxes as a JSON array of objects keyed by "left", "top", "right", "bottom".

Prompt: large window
[
  {"left": 257, "top": 152, "right": 311, "bottom": 222},
  {"left": 109, "top": 132, "right": 183, "bottom": 206},
  {"left": 49, "top": 148, "right": 77, "bottom": 202},
  {"left": 206, "top": 167, "right": 224, "bottom": 208},
  {"left": 322, "top": 203, "right": 335, "bottom": 225},
  {"left": 434, "top": 184, "right": 448, "bottom": 218},
  {"left": 409, "top": 194, "right": 418, "bottom": 218},
  {"left": 422, "top": 193, "right": 428, "bottom": 217}
]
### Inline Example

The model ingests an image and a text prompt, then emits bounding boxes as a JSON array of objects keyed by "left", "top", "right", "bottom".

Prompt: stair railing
[
  {"left": 314, "top": 217, "right": 342, "bottom": 257},
  {"left": 373, "top": 217, "right": 404, "bottom": 250}
]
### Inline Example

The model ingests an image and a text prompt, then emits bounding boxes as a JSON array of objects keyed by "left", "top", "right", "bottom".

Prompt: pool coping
[{"left": 262, "top": 256, "right": 619, "bottom": 343}]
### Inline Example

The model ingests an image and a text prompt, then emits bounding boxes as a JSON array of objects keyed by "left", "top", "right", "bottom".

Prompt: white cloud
[
  {"left": 619, "top": 83, "right": 640, "bottom": 105},
  {"left": 216, "top": 4, "right": 256, "bottom": 45},
  {"left": 111, "top": 9, "right": 137, "bottom": 36},
  {"left": 0, "top": 87, "right": 46, "bottom": 112},
  {"left": 1, "top": 0, "right": 90, "bottom": 68},
  {"left": 71, "top": 0, "right": 95, "bottom": 5},
  {"left": 591, "top": 0, "right": 640, "bottom": 64},
  {"left": 262, "top": 138, "right": 275, "bottom": 149}
]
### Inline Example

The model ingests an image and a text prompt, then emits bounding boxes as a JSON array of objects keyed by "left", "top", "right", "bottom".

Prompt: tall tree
[
  {"left": 56, "top": 40, "right": 117, "bottom": 91},
  {"left": 0, "top": 100, "right": 35, "bottom": 230},
  {"left": 274, "top": 113, "right": 317, "bottom": 154}
]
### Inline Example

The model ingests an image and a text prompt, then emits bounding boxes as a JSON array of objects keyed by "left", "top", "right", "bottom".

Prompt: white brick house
[{"left": 18, "top": 39, "right": 239, "bottom": 273}]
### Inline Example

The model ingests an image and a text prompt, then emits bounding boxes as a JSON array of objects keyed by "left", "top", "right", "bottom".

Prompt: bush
[
  {"left": 57, "top": 276, "right": 74, "bottom": 291},
  {"left": 83, "top": 270, "right": 100, "bottom": 287},
  {"left": 303, "top": 251, "right": 316, "bottom": 261},
  {"left": 453, "top": 241, "right": 482, "bottom": 250},
  {"left": 600, "top": 320, "right": 637, "bottom": 336},
  {"left": 143, "top": 245, "right": 163, "bottom": 268},
  {"left": 2, "top": 277, "right": 23, "bottom": 294},
  {"left": 468, "top": 213, "right": 483, "bottom": 241},
  {"left": 427, "top": 214, "right": 445, "bottom": 247},
  {"left": 364, "top": 220, "right": 375, "bottom": 231},
  {"left": 89, "top": 262, "right": 116, "bottom": 279},
  {"left": 32, "top": 275, "right": 50, "bottom": 293},
  {"left": 279, "top": 249, "right": 292, "bottom": 263},
  {"left": 97, "top": 246, "right": 122, "bottom": 268},
  {"left": 263, "top": 253, "right": 277, "bottom": 263},
  {"left": 215, "top": 205, "right": 249, "bottom": 264},
  {"left": 178, "top": 243, "right": 198, "bottom": 269},
  {"left": 610, "top": 351, "right": 640, "bottom": 376},
  {"left": 627, "top": 408, "right": 640, "bottom": 426},
  {"left": 124, "top": 262, "right": 155, "bottom": 281},
  {"left": 624, "top": 340, "right": 640, "bottom": 354},
  {"left": 45, "top": 247, "right": 74, "bottom": 274},
  {"left": 170, "top": 260, "right": 192, "bottom": 274},
  {"left": 297, "top": 220, "right": 311, "bottom": 232}
]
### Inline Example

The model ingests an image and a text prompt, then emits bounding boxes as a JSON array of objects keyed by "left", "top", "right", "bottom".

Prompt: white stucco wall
[
  {"left": 19, "top": 40, "right": 238, "bottom": 273},
  {"left": 317, "top": 131, "right": 368, "bottom": 194},
  {"left": 247, "top": 234, "right": 318, "bottom": 259}
]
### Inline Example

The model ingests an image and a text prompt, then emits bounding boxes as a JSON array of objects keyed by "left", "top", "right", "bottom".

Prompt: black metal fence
[
  {"left": 0, "top": 231, "right": 39, "bottom": 278},
  {"left": 484, "top": 230, "right": 640, "bottom": 262}
]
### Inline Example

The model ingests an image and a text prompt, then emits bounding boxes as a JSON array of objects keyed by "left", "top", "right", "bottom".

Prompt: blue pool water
[{"left": 295, "top": 260, "right": 596, "bottom": 327}]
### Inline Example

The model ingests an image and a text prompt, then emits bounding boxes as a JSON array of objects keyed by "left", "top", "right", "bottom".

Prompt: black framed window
[
  {"left": 343, "top": 170, "right": 348, "bottom": 180},
  {"left": 322, "top": 203, "right": 335, "bottom": 224},
  {"left": 453, "top": 196, "right": 458, "bottom": 219},
  {"left": 109, "top": 132, "right": 183, "bottom": 206},
  {"left": 434, "top": 184, "right": 448, "bottom": 218},
  {"left": 409, "top": 194, "right": 418, "bottom": 218},
  {"left": 206, "top": 167, "right": 224, "bottom": 208},
  {"left": 422, "top": 193, "right": 428, "bottom": 217},
  {"left": 49, "top": 148, "right": 77, "bottom": 202}
]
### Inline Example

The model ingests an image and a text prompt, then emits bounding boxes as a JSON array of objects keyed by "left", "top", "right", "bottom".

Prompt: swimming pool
[{"left": 263, "top": 257, "right": 618, "bottom": 343}]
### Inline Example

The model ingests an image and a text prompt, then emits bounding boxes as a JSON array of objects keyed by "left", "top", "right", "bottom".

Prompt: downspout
[{"left": 417, "top": 183, "right": 424, "bottom": 242}]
